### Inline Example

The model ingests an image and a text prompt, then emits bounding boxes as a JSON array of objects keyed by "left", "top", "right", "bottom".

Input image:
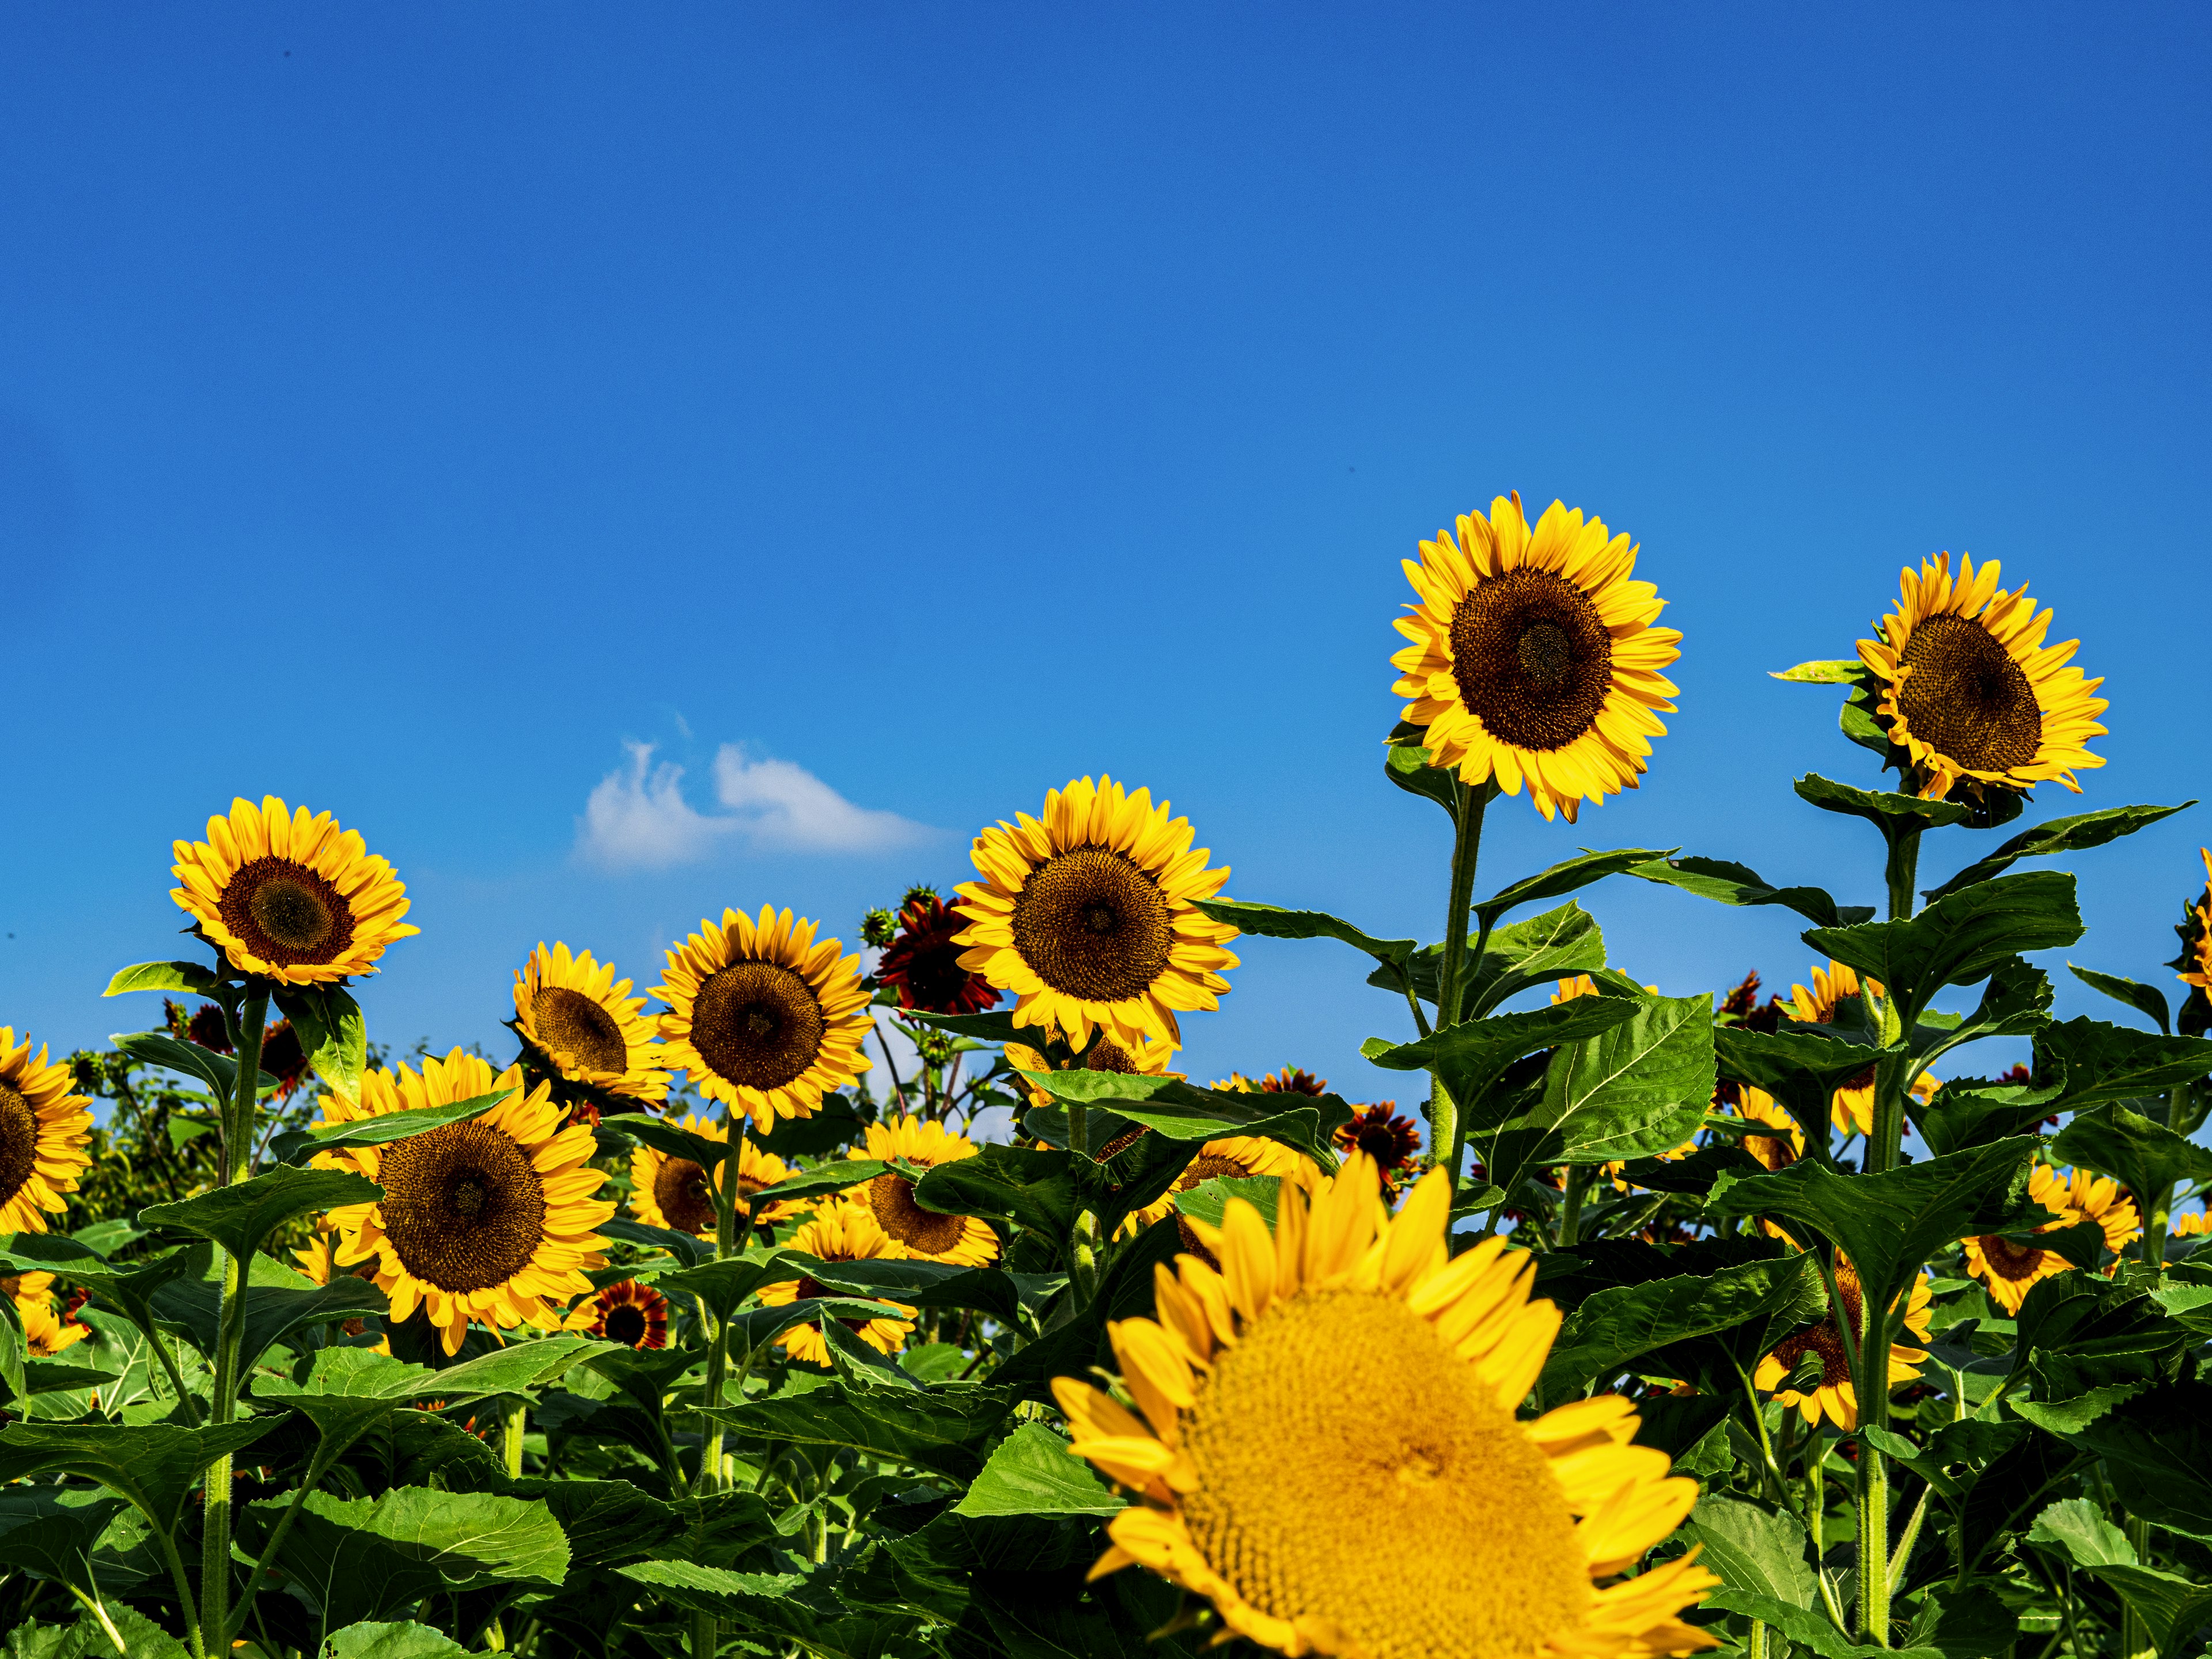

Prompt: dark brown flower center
[
  {"left": 378, "top": 1120, "right": 548, "bottom": 1293},
  {"left": 1771, "top": 1277, "right": 1864, "bottom": 1388},
  {"left": 1896, "top": 612, "right": 2043, "bottom": 775},
  {"left": 1086, "top": 1040, "right": 1137, "bottom": 1072},
  {"left": 531, "top": 986, "right": 628, "bottom": 1074},
  {"left": 653, "top": 1156, "right": 718, "bottom": 1235},
  {"left": 219, "top": 857, "right": 356, "bottom": 968},
  {"left": 690, "top": 960, "right": 825, "bottom": 1091},
  {"left": 0, "top": 1084, "right": 37, "bottom": 1206},
  {"left": 868, "top": 1172, "right": 968, "bottom": 1255},
  {"left": 1012, "top": 847, "right": 1172, "bottom": 1003},
  {"left": 794, "top": 1273, "right": 882, "bottom": 1334},
  {"left": 1448, "top": 568, "right": 1615, "bottom": 752},
  {"left": 1976, "top": 1234, "right": 2047, "bottom": 1281},
  {"left": 603, "top": 1302, "right": 648, "bottom": 1346}
]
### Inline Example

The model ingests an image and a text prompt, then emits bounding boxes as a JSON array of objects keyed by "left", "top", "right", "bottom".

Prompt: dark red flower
[
  {"left": 1250, "top": 1067, "right": 1328, "bottom": 1097},
  {"left": 1332, "top": 1104, "right": 1422, "bottom": 1188},
  {"left": 172, "top": 1002, "right": 235, "bottom": 1054},
  {"left": 566, "top": 1100, "right": 603, "bottom": 1130},
  {"left": 257, "top": 1020, "right": 311, "bottom": 1100},
  {"left": 875, "top": 893, "right": 997, "bottom": 1015},
  {"left": 590, "top": 1279, "right": 670, "bottom": 1350},
  {"left": 1719, "top": 972, "right": 1763, "bottom": 1022}
]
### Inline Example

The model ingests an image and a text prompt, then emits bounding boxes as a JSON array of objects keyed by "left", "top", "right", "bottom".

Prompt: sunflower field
[{"left": 4, "top": 492, "right": 2211, "bottom": 1659}]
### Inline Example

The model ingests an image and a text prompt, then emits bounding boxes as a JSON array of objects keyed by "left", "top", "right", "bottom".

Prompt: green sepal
[{"left": 1382, "top": 730, "right": 1460, "bottom": 817}]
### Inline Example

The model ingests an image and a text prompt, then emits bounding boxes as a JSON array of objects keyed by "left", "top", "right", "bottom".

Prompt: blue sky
[{"left": 5, "top": 5, "right": 2208, "bottom": 1108}]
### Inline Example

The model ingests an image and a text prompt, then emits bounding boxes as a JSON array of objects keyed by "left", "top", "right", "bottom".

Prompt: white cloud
[{"left": 577, "top": 741, "right": 930, "bottom": 870}]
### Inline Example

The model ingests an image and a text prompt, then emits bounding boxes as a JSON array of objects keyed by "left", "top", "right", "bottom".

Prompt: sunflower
[
  {"left": 1122, "top": 1135, "right": 1323, "bottom": 1238},
  {"left": 1855, "top": 552, "right": 2106, "bottom": 804},
  {"left": 312, "top": 1050, "right": 615, "bottom": 1355},
  {"left": 2174, "top": 1209, "right": 2210, "bottom": 1240},
  {"left": 171, "top": 797, "right": 418, "bottom": 984},
  {"left": 859, "top": 1116, "right": 999, "bottom": 1266},
  {"left": 874, "top": 892, "right": 998, "bottom": 1016},
  {"left": 656, "top": 907, "right": 872, "bottom": 1130},
  {"left": 1753, "top": 1255, "right": 1931, "bottom": 1430},
  {"left": 2058, "top": 1166, "right": 2142, "bottom": 1261},
  {"left": 585, "top": 1279, "right": 669, "bottom": 1350},
  {"left": 1331, "top": 1104, "right": 1423, "bottom": 1191},
  {"left": 955, "top": 776, "right": 1238, "bottom": 1053},
  {"left": 1005, "top": 1032, "right": 1179, "bottom": 1111},
  {"left": 1221, "top": 1067, "right": 1330, "bottom": 1097},
  {"left": 3, "top": 1271, "right": 90, "bottom": 1358},
  {"left": 2175, "top": 851, "right": 2212, "bottom": 993},
  {"left": 513, "top": 942, "right": 671, "bottom": 1108},
  {"left": 1729, "top": 1085, "right": 1804, "bottom": 1174},
  {"left": 1964, "top": 1165, "right": 2139, "bottom": 1312},
  {"left": 1391, "top": 494, "right": 1681, "bottom": 825},
  {"left": 627, "top": 1115, "right": 803, "bottom": 1240},
  {"left": 1055, "top": 1155, "right": 1715, "bottom": 1658},
  {"left": 756, "top": 1202, "right": 916, "bottom": 1366},
  {"left": 1776, "top": 961, "right": 1937, "bottom": 1137},
  {"left": 0, "top": 1029, "right": 92, "bottom": 1236}
]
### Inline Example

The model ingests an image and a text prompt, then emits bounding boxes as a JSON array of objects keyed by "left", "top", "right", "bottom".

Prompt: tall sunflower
[
  {"left": 1331, "top": 1104, "right": 1422, "bottom": 1194},
  {"left": 1753, "top": 1256, "right": 1931, "bottom": 1430},
  {"left": 1055, "top": 1156, "right": 1715, "bottom": 1659},
  {"left": 955, "top": 777, "right": 1238, "bottom": 1053},
  {"left": 1856, "top": 552, "right": 2106, "bottom": 803},
  {"left": 1392, "top": 494, "right": 1681, "bottom": 824},
  {"left": 0, "top": 1029, "right": 92, "bottom": 1236},
  {"left": 512, "top": 942, "right": 671, "bottom": 1108},
  {"left": 171, "top": 797, "right": 418, "bottom": 984},
  {"left": 3, "top": 1271, "right": 90, "bottom": 1358},
  {"left": 656, "top": 907, "right": 872, "bottom": 1130},
  {"left": 756, "top": 1202, "right": 916, "bottom": 1366},
  {"left": 312, "top": 1050, "right": 615, "bottom": 1354},
  {"left": 1963, "top": 1165, "right": 2139, "bottom": 1313},
  {"left": 859, "top": 1116, "right": 999, "bottom": 1266},
  {"left": 1005, "top": 1032, "right": 1179, "bottom": 1111},
  {"left": 627, "top": 1115, "right": 802, "bottom": 1241}
]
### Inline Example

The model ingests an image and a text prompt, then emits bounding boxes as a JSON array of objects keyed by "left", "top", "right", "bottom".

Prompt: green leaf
[
  {"left": 1717, "top": 1025, "right": 1895, "bottom": 1145},
  {"left": 1904, "top": 1584, "right": 2022, "bottom": 1659},
  {"left": 0, "top": 1487, "right": 131, "bottom": 1599},
  {"left": 1674, "top": 1493, "right": 1816, "bottom": 1608},
  {"left": 322, "top": 1624, "right": 472, "bottom": 1659},
  {"left": 1795, "top": 774, "right": 1974, "bottom": 844},
  {"left": 2036, "top": 1379, "right": 2212, "bottom": 1539},
  {"left": 103, "top": 960, "right": 219, "bottom": 998},
  {"left": 2011, "top": 1384, "right": 2147, "bottom": 1435},
  {"left": 701, "top": 1382, "right": 1021, "bottom": 1480},
  {"left": 1453, "top": 902, "right": 1608, "bottom": 1017},
  {"left": 139, "top": 1165, "right": 381, "bottom": 1260},
  {"left": 151, "top": 1257, "right": 389, "bottom": 1376},
  {"left": 1365, "top": 999, "right": 1639, "bottom": 1112},
  {"left": 1628, "top": 854, "right": 1874, "bottom": 930},
  {"left": 1771, "top": 658, "right": 1870, "bottom": 685},
  {"left": 1916, "top": 959, "right": 2053, "bottom": 1074},
  {"left": 274, "top": 983, "right": 368, "bottom": 1105},
  {"left": 610, "top": 1560, "right": 834, "bottom": 1650},
  {"left": 649, "top": 1253, "right": 808, "bottom": 1325},
  {"left": 1172, "top": 1175, "right": 1283, "bottom": 1232},
  {"left": 2070, "top": 964, "right": 2173, "bottom": 1034},
  {"left": 1702, "top": 1590, "right": 1940, "bottom": 1659},
  {"left": 2, "top": 1604, "right": 187, "bottom": 1659},
  {"left": 1517, "top": 993, "right": 1714, "bottom": 1167},
  {"left": 1805, "top": 870, "right": 2084, "bottom": 1013},
  {"left": 911, "top": 1145, "right": 1079, "bottom": 1238},
  {"left": 2052, "top": 1103, "right": 2212, "bottom": 1208},
  {"left": 1540, "top": 1253, "right": 1817, "bottom": 1399},
  {"left": 599, "top": 1216, "right": 713, "bottom": 1267},
  {"left": 954, "top": 1422, "right": 1124, "bottom": 1518},
  {"left": 2029, "top": 1496, "right": 2212, "bottom": 1654},
  {"left": 1188, "top": 898, "right": 1415, "bottom": 965},
  {"left": 2013, "top": 1271, "right": 2189, "bottom": 1397},
  {"left": 1382, "top": 737, "right": 1461, "bottom": 817},
  {"left": 748, "top": 1160, "right": 893, "bottom": 1208},
  {"left": 111, "top": 1029, "right": 276, "bottom": 1099},
  {"left": 796, "top": 1259, "right": 1054, "bottom": 1328},
  {"left": 0, "top": 1418, "right": 275, "bottom": 1531},
  {"left": 1921, "top": 801, "right": 2195, "bottom": 903},
  {"left": 1908, "top": 1073, "right": 2066, "bottom": 1158},
  {"left": 752, "top": 1090, "right": 870, "bottom": 1159},
  {"left": 1473, "top": 848, "right": 1677, "bottom": 930},
  {"left": 275, "top": 1088, "right": 516, "bottom": 1164},
  {"left": 2036, "top": 1020, "right": 2212, "bottom": 1114},
  {"left": 1018, "top": 1072, "right": 1345, "bottom": 1168}
]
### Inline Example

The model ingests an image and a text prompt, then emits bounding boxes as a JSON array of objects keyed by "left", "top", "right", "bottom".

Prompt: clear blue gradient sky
[{"left": 5, "top": 5, "right": 2209, "bottom": 1105}]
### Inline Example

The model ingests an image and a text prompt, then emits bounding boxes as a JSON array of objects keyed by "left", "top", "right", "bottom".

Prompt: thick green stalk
[
  {"left": 1429, "top": 782, "right": 1490, "bottom": 1203},
  {"left": 2120, "top": 1514, "right": 2156, "bottom": 1659},
  {"left": 1853, "top": 1264, "right": 1902, "bottom": 1646},
  {"left": 690, "top": 1113, "right": 749, "bottom": 1659},
  {"left": 199, "top": 982, "right": 268, "bottom": 1644},
  {"left": 1067, "top": 1098, "right": 1102, "bottom": 1304},
  {"left": 503, "top": 1401, "right": 528, "bottom": 1479},
  {"left": 1556, "top": 1164, "right": 1588, "bottom": 1248},
  {"left": 1883, "top": 828, "right": 1921, "bottom": 929}
]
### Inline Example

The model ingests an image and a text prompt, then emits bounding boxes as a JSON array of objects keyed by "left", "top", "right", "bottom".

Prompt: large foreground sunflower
[
  {"left": 513, "top": 942, "right": 670, "bottom": 1107},
  {"left": 1855, "top": 552, "right": 2105, "bottom": 803},
  {"left": 859, "top": 1116, "right": 999, "bottom": 1265},
  {"left": 1963, "top": 1165, "right": 2139, "bottom": 1312},
  {"left": 756, "top": 1202, "right": 916, "bottom": 1366},
  {"left": 313, "top": 1050, "right": 615, "bottom": 1354},
  {"left": 955, "top": 777, "right": 1238, "bottom": 1052},
  {"left": 1392, "top": 494, "right": 1681, "bottom": 824},
  {"left": 0, "top": 1029, "right": 92, "bottom": 1235},
  {"left": 1754, "top": 1255, "right": 1930, "bottom": 1430},
  {"left": 171, "top": 797, "right": 418, "bottom": 984},
  {"left": 1055, "top": 1156, "right": 1715, "bottom": 1658},
  {"left": 628, "top": 1115, "right": 803, "bottom": 1240},
  {"left": 656, "top": 907, "right": 872, "bottom": 1129}
]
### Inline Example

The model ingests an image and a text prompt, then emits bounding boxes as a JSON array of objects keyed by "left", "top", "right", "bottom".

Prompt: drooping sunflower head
[
  {"left": 1391, "top": 494, "right": 1681, "bottom": 825},
  {"left": 1855, "top": 552, "right": 2107, "bottom": 804},
  {"left": 627, "top": 1115, "right": 801, "bottom": 1240},
  {"left": 756, "top": 1200, "right": 918, "bottom": 1366},
  {"left": 1753, "top": 1255, "right": 1931, "bottom": 1429},
  {"left": 1057, "top": 1156, "right": 1715, "bottom": 1659},
  {"left": 858, "top": 1115, "right": 1000, "bottom": 1266},
  {"left": 513, "top": 942, "right": 671, "bottom": 1107},
  {"left": 655, "top": 907, "right": 873, "bottom": 1130},
  {"left": 2173, "top": 851, "right": 2212, "bottom": 995},
  {"left": 0, "top": 1029, "right": 92, "bottom": 1236},
  {"left": 955, "top": 777, "right": 1238, "bottom": 1053},
  {"left": 313, "top": 1050, "right": 616, "bottom": 1355},
  {"left": 874, "top": 892, "right": 999, "bottom": 1016},
  {"left": 171, "top": 797, "right": 419, "bottom": 984},
  {"left": 588, "top": 1279, "right": 670, "bottom": 1350}
]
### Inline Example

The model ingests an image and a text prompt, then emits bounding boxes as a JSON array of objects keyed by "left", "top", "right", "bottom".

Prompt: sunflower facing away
[
  {"left": 2174, "top": 851, "right": 2212, "bottom": 994},
  {"left": 1005, "top": 1032, "right": 1179, "bottom": 1110},
  {"left": 584, "top": 1278, "right": 669, "bottom": 1350},
  {"left": 513, "top": 942, "right": 671, "bottom": 1107},
  {"left": 756, "top": 1202, "right": 917, "bottom": 1366},
  {"left": 1055, "top": 1155, "right": 1715, "bottom": 1658},
  {"left": 1754, "top": 1255, "right": 1931, "bottom": 1430},
  {"left": 312, "top": 1050, "right": 616, "bottom": 1354},
  {"left": 4, "top": 1271, "right": 89, "bottom": 1358},
  {"left": 628, "top": 1114, "right": 803, "bottom": 1241},
  {"left": 171, "top": 796, "right": 418, "bottom": 984},
  {"left": 859, "top": 1116, "right": 1000, "bottom": 1266},
  {"left": 1392, "top": 494, "right": 1681, "bottom": 825},
  {"left": 657, "top": 907, "right": 872, "bottom": 1130},
  {"left": 1963, "top": 1165, "right": 2140, "bottom": 1313},
  {"left": 0, "top": 1029, "right": 92, "bottom": 1236},
  {"left": 955, "top": 776, "right": 1238, "bottom": 1053},
  {"left": 1855, "top": 552, "right": 2106, "bottom": 804}
]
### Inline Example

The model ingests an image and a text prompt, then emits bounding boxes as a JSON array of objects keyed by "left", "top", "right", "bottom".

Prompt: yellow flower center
[
  {"left": 868, "top": 1172, "right": 967, "bottom": 1255},
  {"left": 531, "top": 986, "right": 628, "bottom": 1074},
  {"left": 1012, "top": 847, "right": 1172, "bottom": 1003},
  {"left": 1179, "top": 1287, "right": 1588, "bottom": 1659},
  {"left": 220, "top": 857, "right": 357, "bottom": 968},
  {"left": 653, "top": 1154, "right": 718, "bottom": 1235},
  {"left": 1896, "top": 613, "right": 2043, "bottom": 774},
  {"left": 1447, "top": 569, "right": 1613, "bottom": 753},
  {"left": 0, "top": 1084, "right": 37, "bottom": 1205},
  {"left": 690, "top": 960, "right": 825, "bottom": 1090},
  {"left": 378, "top": 1120, "right": 548, "bottom": 1292}
]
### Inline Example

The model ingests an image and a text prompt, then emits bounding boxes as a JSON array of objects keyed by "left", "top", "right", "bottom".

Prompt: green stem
[
  {"left": 1887, "top": 1480, "right": 1930, "bottom": 1594},
  {"left": 1429, "top": 782, "right": 1491, "bottom": 1203},
  {"left": 1853, "top": 1285, "right": 1892, "bottom": 1646},
  {"left": 690, "top": 1111, "right": 749, "bottom": 1659},
  {"left": 1747, "top": 1619, "right": 1767, "bottom": 1659},
  {"left": 2120, "top": 1514, "right": 2155, "bottom": 1659},
  {"left": 156, "top": 1508, "right": 207, "bottom": 1659},
  {"left": 68, "top": 1586, "right": 127, "bottom": 1657},
  {"left": 1884, "top": 828, "right": 1922, "bottom": 925},
  {"left": 1557, "top": 1164, "right": 1588, "bottom": 1248},
  {"left": 1067, "top": 1097, "right": 1102, "bottom": 1304},
  {"left": 199, "top": 981, "right": 268, "bottom": 1646},
  {"left": 503, "top": 1399, "right": 527, "bottom": 1479}
]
